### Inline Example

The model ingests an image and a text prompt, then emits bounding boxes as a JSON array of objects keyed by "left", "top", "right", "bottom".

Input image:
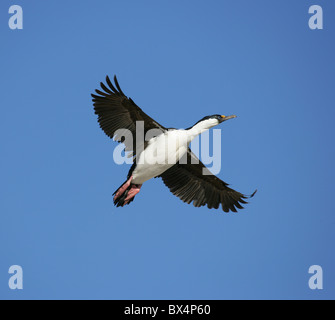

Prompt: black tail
[{"left": 113, "top": 182, "right": 136, "bottom": 207}]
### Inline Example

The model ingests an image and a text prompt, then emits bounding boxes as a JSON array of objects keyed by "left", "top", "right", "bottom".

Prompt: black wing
[
  {"left": 92, "top": 75, "right": 166, "bottom": 157},
  {"left": 159, "top": 149, "right": 256, "bottom": 212}
]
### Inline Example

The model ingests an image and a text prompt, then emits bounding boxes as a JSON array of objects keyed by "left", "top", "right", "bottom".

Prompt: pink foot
[
  {"left": 124, "top": 184, "right": 142, "bottom": 205},
  {"left": 114, "top": 176, "right": 133, "bottom": 201}
]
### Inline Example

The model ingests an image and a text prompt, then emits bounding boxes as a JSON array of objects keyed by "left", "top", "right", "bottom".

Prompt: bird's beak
[{"left": 220, "top": 115, "right": 237, "bottom": 122}]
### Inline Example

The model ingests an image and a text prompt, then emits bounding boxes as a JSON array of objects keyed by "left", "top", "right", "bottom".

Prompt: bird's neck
[{"left": 186, "top": 121, "right": 213, "bottom": 141}]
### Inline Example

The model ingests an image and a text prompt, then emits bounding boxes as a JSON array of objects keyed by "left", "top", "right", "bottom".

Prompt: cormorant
[{"left": 92, "top": 76, "right": 256, "bottom": 212}]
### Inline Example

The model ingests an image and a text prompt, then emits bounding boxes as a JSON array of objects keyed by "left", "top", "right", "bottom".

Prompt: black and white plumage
[{"left": 92, "top": 76, "right": 256, "bottom": 212}]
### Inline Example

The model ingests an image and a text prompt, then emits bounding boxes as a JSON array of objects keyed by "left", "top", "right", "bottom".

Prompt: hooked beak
[{"left": 220, "top": 115, "right": 237, "bottom": 122}]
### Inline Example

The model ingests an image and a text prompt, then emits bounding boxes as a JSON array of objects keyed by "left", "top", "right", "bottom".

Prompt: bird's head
[{"left": 193, "top": 114, "right": 237, "bottom": 130}]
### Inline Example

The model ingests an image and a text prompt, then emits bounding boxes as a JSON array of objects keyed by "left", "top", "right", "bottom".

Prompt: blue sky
[{"left": 0, "top": 1, "right": 334, "bottom": 299}]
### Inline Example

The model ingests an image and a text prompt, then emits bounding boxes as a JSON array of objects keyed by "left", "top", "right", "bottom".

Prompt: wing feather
[
  {"left": 92, "top": 75, "right": 166, "bottom": 157},
  {"left": 159, "top": 149, "right": 256, "bottom": 212}
]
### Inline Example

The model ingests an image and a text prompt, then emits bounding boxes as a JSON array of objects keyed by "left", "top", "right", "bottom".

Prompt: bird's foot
[
  {"left": 113, "top": 176, "right": 133, "bottom": 201},
  {"left": 124, "top": 184, "right": 142, "bottom": 205}
]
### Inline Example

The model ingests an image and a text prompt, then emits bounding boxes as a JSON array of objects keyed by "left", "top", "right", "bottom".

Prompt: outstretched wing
[
  {"left": 92, "top": 75, "right": 166, "bottom": 156},
  {"left": 159, "top": 149, "right": 256, "bottom": 212}
]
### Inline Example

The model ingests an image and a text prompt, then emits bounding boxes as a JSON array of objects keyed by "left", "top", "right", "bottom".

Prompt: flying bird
[{"left": 92, "top": 76, "right": 256, "bottom": 212}]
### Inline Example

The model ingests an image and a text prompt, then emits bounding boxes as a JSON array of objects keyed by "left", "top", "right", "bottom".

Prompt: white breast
[{"left": 131, "top": 129, "right": 189, "bottom": 185}]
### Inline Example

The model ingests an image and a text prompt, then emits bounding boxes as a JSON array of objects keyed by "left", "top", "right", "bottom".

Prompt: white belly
[{"left": 132, "top": 130, "right": 189, "bottom": 185}]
